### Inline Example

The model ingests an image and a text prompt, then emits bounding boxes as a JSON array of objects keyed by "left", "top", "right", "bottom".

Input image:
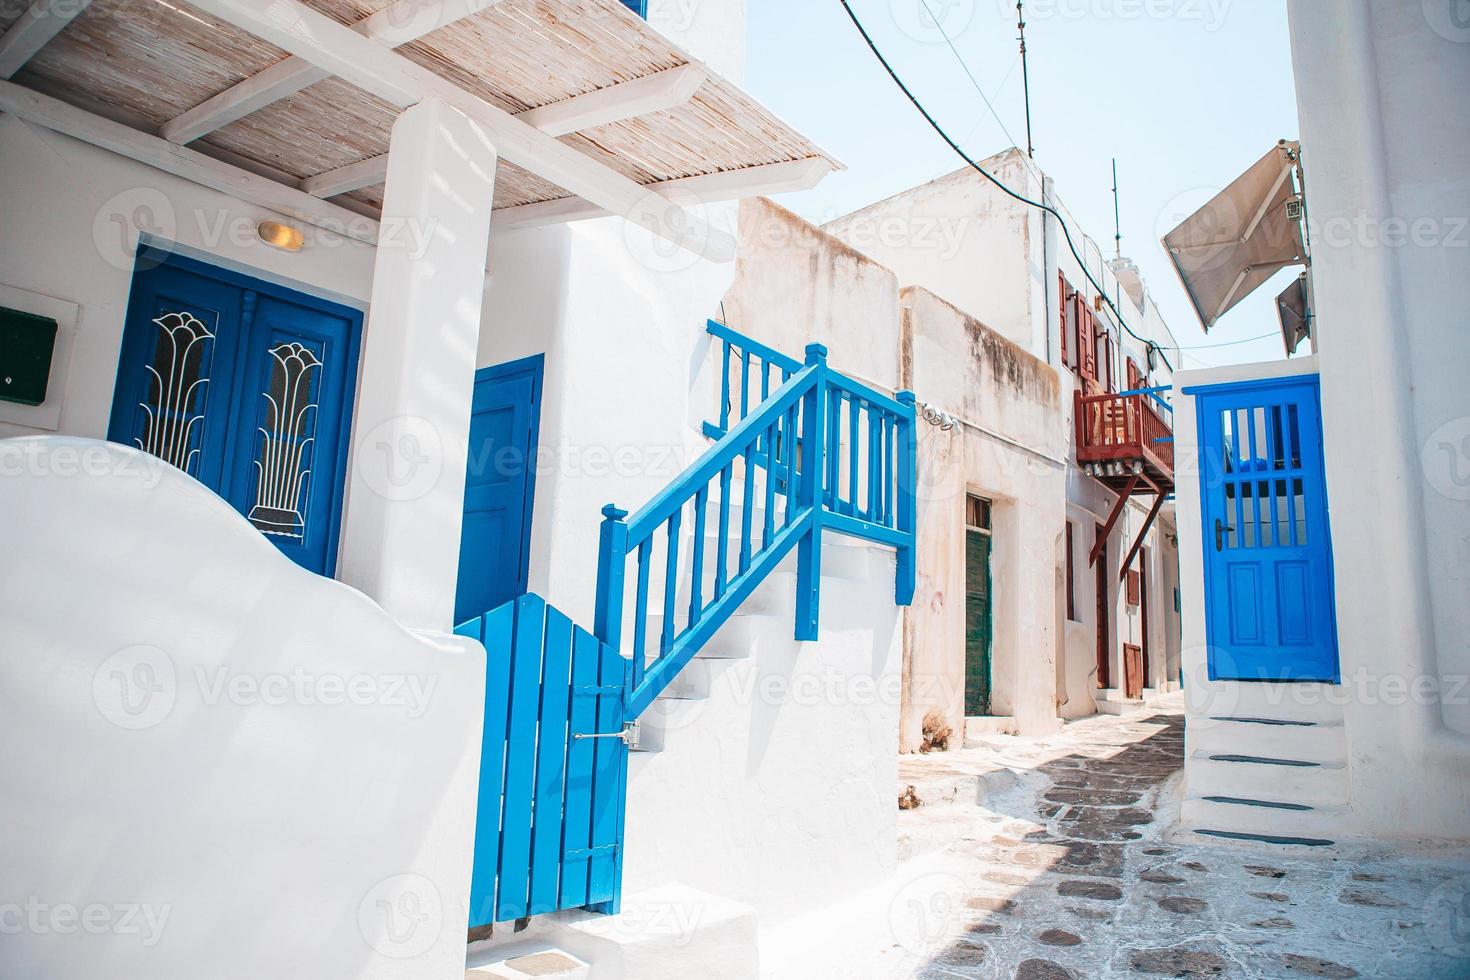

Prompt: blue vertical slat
[
  {"left": 715, "top": 463, "right": 732, "bottom": 598},
  {"left": 632, "top": 540, "right": 652, "bottom": 687},
  {"left": 739, "top": 349, "right": 750, "bottom": 422},
  {"left": 559, "top": 627, "right": 599, "bottom": 910},
  {"left": 825, "top": 389, "right": 840, "bottom": 508},
  {"left": 718, "top": 340, "right": 732, "bottom": 434},
  {"left": 528, "top": 607, "right": 574, "bottom": 915},
  {"left": 660, "top": 510, "right": 681, "bottom": 655},
  {"left": 587, "top": 645, "right": 628, "bottom": 908},
  {"left": 763, "top": 422, "right": 777, "bottom": 547},
  {"left": 467, "top": 601, "right": 514, "bottom": 927},
  {"left": 496, "top": 594, "right": 546, "bottom": 920},
  {"left": 739, "top": 443, "right": 755, "bottom": 572},
  {"left": 858, "top": 405, "right": 870, "bottom": 525},
  {"left": 689, "top": 487, "right": 707, "bottom": 626}
]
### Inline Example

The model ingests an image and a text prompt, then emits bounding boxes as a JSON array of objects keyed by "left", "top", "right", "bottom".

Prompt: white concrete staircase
[
  {"left": 632, "top": 493, "right": 885, "bottom": 753},
  {"left": 1181, "top": 684, "right": 1349, "bottom": 846}
]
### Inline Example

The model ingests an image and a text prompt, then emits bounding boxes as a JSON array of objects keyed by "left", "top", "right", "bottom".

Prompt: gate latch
[{"left": 573, "top": 722, "right": 639, "bottom": 749}]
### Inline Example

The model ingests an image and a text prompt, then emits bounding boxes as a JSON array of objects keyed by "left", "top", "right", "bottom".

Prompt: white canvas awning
[
  {"left": 1162, "top": 140, "right": 1307, "bottom": 332},
  {"left": 1276, "top": 271, "right": 1312, "bottom": 355}
]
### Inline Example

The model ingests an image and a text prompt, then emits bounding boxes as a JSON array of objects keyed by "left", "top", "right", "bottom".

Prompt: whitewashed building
[
  {"left": 823, "top": 151, "right": 1185, "bottom": 746},
  {"left": 1169, "top": 0, "right": 1470, "bottom": 846},
  {"left": 0, "top": 1, "right": 922, "bottom": 977}
]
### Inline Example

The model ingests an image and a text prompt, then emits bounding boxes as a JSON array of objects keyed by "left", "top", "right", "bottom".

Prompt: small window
[
  {"left": 966, "top": 494, "right": 992, "bottom": 532},
  {"left": 1126, "top": 569, "right": 1141, "bottom": 606},
  {"left": 1065, "top": 521, "right": 1077, "bottom": 621}
]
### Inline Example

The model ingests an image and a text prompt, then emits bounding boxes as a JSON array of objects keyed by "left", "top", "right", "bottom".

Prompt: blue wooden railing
[
  {"left": 595, "top": 335, "right": 916, "bottom": 719},
  {"left": 703, "top": 319, "right": 802, "bottom": 442},
  {"left": 457, "top": 324, "right": 916, "bottom": 927}
]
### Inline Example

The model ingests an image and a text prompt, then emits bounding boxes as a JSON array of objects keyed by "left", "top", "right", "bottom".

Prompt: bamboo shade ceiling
[{"left": 1, "top": 0, "right": 838, "bottom": 212}]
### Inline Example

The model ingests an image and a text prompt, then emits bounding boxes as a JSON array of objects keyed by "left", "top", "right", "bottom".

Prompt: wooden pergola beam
[
  {"left": 301, "top": 64, "right": 712, "bottom": 199},
  {"left": 161, "top": 0, "right": 505, "bottom": 145},
  {"left": 516, "top": 63, "right": 707, "bottom": 138},
  {"left": 183, "top": 0, "right": 736, "bottom": 261},
  {"left": 0, "top": 0, "right": 93, "bottom": 79},
  {"left": 0, "top": 80, "right": 378, "bottom": 244},
  {"left": 493, "top": 157, "right": 837, "bottom": 231}
]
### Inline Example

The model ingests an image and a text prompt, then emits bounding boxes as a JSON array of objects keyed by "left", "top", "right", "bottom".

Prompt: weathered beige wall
[
  {"left": 903, "top": 287, "right": 1067, "bottom": 746},
  {"left": 721, "top": 197, "right": 901, "bottom": 391},
  {"left": 722, "top": 196, "right": 1177, "bottom": 754}
]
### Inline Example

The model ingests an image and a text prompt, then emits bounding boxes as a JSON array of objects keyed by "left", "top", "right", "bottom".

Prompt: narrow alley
[{"left": 888, "top": 704, "right": 1470, "bottom": 979}]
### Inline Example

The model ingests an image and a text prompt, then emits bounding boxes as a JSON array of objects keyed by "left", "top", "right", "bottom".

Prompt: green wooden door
[{"left": 965, "top": 528, "right": 993, "bottom": 716}]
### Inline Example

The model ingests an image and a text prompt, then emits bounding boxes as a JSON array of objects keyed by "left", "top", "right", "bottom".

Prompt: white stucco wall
[
  {"left": 0, "top": 114, "right": 376, "bottom": 445},
  {"left": 0, "top": 437, "right": 485, "bottom": 979},
  {"left": 823, "top": 151, "right": 1043, "bottom": 357},
  {"left": 1280, "top": 0, "right": 1470, "bottom": 841}
]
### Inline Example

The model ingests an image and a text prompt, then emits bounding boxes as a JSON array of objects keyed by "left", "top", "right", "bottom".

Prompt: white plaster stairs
[
  {"left": 633, "top": 492, "right": 887, "bottom": 752},
  {"left": 608, "top": 489, "right": 896, "bottom": 979},
  {"left": 1181, "top": 685, "right": 1348, "bottom": 847}
]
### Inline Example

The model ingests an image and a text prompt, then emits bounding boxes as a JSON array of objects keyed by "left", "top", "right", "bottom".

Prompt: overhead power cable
[{"left": 837, "top": 0, "right": 1176, "bottom": 373}]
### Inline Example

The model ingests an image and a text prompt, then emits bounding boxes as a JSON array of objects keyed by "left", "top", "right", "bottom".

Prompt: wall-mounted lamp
[{"left": 258, "top": 221, "right": 305, "bottom": 252}]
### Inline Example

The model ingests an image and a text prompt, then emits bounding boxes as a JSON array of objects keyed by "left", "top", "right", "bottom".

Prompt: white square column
[{"left": 339, "top": 97, "right": 497, "bottom": 632}]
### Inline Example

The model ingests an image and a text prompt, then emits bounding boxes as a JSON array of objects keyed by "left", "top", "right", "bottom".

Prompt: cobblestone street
[{"left": 886, "top": 702, "right": 1470, "bottom": 979}]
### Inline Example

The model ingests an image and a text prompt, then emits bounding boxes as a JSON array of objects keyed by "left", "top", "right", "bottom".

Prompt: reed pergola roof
[{"left": 0, "top": 0, "right": 839, "bottom": 254}]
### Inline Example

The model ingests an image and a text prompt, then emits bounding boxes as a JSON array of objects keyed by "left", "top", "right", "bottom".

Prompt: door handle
[{"left": 1214, "top": 518, "right": 1233, "bottom": 551}]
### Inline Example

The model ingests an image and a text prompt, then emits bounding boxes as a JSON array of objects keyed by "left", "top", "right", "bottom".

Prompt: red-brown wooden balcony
[
  {"left": 1075, "top": 389, "right": 1175, "bottom": 493},
  {"left": 1075, "top": 388, "right": 1175, "bottom": 578}
]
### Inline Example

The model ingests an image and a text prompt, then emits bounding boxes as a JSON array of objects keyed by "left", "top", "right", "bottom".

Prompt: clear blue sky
[{"left": 741, "top": 0, "right": 1302, "bottom": 369}]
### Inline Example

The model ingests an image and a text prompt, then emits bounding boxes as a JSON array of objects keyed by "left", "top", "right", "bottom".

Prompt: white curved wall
[{"left": 0, "top": 437, "right": 485, "bottom": 979}]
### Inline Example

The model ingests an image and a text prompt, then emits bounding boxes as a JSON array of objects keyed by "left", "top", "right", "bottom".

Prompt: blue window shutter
[{"left": 620, "top": 0, "right": 647, "bottom": 16}]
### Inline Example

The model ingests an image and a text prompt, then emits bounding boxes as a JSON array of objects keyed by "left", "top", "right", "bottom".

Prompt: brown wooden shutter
[
  {"left": 1059, "top": 275, "right": 1069, "bottom": 368},
  {"left": 1078, "top": 298, "right": 1097, "bottom": 381},
  {"left": 1065, "top": 521, "right": 1076, "bottom": 621}
]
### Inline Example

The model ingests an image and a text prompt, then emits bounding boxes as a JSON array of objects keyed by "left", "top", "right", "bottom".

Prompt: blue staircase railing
[
  {"left": 595, "top": 332, "right": 917, "bottom": 719},
  {"left": 458, "top": 323, "right": 916, "bottom": 927}
]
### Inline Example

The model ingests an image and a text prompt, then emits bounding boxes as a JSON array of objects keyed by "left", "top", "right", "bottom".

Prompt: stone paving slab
[{"left": 892, "top": 700, "right": 1470, "bottom": 979}]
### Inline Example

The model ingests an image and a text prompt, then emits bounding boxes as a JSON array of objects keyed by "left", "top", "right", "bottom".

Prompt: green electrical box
[{"left": 0, "top": 306, "right": 59, "bottom": 407}]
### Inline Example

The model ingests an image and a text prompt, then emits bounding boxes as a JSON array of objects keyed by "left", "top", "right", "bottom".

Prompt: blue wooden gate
[
  {"left": 455, "top": 594, "right": 628, "bottom": 925},
  {"left": 1190, "top": 374, "right": 1339, "bottom": 682}
]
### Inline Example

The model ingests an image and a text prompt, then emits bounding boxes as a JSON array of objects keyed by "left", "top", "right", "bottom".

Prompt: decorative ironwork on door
[
  {"left": 136, "top": 311, "right": 215, "bottom": 476},
  {"left": 109, "top": 247, "right": 362, "bottom": 576},
  {"left": 249, "top": 342, "right": 323, "bottom": 539}
]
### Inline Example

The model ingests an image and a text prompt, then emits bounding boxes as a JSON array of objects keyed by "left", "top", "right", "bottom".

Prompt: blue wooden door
[
  {"left": 108, "top": 247, "right": 362, "bottom": 576},
  {"left": 454, "top": 356, "right": 543, "bottom": 625},
  {"left": 1193, "top": 374, "right": 1339, "bottom": 682}
]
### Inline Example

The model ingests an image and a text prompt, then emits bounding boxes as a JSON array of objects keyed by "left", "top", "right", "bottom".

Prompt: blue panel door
[
  {"left": 108, "top": 246, "right": 362, "bottom": 576},
  {"left": 1193, "top": 374, "right": 1339, "bottom": 682},
  {"left": 454, "top": 356, "right": 543, "bottom": 625}
]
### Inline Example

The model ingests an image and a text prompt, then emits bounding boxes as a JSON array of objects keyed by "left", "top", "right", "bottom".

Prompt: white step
[
  {"left": 632, "top": 695, "right": 708, "bottom": 754},
  {"left": 1187, "top": 715, "right": 1346, "bottom": 766},
  {"left": 529, "top": 885, "right": 759, "bottom": 980},
  {"left": 963, "top": 716, "right": 1018, "bottom": 745},
  {"left": 678, "top": 530, "right": 884, "bottom": 586},
  {"left": 1186, "top": 749, "right": 1348, "bottom": 807},
  {"left": 1184, "top": 681, "right": 1346, "bottom": 726},
  {"left": 1181, "top": 794, "right": 1347, "bottom": 843},
  {"left": 1094, "top": 689, "right": 1147, "bottom": 716},
  {"left": 466, "top": 947, "right": 589, "bottom": 980}
]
